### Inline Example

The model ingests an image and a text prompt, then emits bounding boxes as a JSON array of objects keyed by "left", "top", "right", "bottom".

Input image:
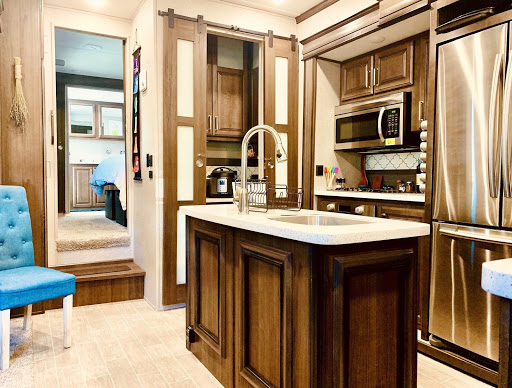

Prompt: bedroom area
[{"left": 54, "top": 29, "right": 130, "bottom": 254}]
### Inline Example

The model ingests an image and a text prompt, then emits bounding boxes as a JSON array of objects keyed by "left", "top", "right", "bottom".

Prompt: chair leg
[
  {"left": 23, "top": 304, "right": 32, "bottom": 330},
  {"left": 63, "top": 295, "right": 72, "bottom": 349},
  {"left": 0, "top": 309, "right": 10, "bottom": 370}
]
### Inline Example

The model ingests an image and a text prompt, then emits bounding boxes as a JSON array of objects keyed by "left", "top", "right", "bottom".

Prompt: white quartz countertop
[
  {"left": 482, "top": 259, "right": 512, "bottom": 299},
  {"left": 179, "top": 204, "right": 430, "bottom": 245},
  {"left": 206, "top": 197, "right": 233, "bottom": 204},
  {"left": 315, "top": 190, "right": 425, "bottom": 203}
]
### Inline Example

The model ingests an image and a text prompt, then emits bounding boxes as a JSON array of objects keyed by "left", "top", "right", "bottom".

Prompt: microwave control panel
[{"left": 385, "top": 108, "right": 400, "bottom": 138}]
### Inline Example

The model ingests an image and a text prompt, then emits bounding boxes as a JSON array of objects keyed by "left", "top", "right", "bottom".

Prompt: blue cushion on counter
[{"left": 0, "top": 266, "right": 75, "bottom": 310}]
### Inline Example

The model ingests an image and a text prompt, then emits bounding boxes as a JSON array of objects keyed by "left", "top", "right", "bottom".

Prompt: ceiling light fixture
[
  {"left": 87, "top": 0, "right": 105, "bottom": 8},
  {"left": 85, "top": 44, "right": 103, "bottom": 51}
]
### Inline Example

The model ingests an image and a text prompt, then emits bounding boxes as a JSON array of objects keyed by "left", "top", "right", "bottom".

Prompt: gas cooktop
[{"left": 336, "top": 187, "right": 401, "bottom": 194}]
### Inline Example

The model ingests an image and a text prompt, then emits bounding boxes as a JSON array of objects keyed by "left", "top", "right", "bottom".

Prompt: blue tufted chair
[{"left": 0, "top": 186, "right": 75, "bottom": 369}]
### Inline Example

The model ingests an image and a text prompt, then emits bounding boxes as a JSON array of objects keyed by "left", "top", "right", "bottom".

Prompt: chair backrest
[{"left": 0, "top": 186, "right": 35, "bottom": 270}]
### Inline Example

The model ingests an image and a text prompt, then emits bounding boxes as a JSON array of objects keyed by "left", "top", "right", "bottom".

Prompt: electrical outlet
[{"left": 316, "top": 165, "right": 324, "bottom": 176}]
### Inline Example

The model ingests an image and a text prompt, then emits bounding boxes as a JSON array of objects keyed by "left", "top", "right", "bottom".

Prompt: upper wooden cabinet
[
  {"left": 340, "top": 55, "right": 374, "bottom": 101},
  {"left": 341, "top": 39, "right": 415, "bottom": 102},
  {"left": 214, "top": 67, "right": 245, "bottom": 138},
  {"left": 207, "top": 35, "right": 256, "bottom": 140},
  {"left": 374, "top": 40, "right": 414, "bottom": 93}
]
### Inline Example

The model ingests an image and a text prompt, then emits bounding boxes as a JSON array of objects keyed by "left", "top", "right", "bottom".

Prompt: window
[
  {"left": 69, "top": 103, "right": 95, "bottom": 136},
  {"left": 67, "top": 87, "right": 124, "bottom": 139}
]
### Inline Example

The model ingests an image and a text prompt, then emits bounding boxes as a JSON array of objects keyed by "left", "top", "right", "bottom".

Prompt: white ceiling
[
  {"left": 55, "top": 29, "right": 124, "bottom": 79},
  {"left": 219, "top": 0, "right": 322, "bottom": 17},
  {"left": 46, "top": 0, "right": 322, "bottom": 19},
  {"left": 45, "top": 0, "right": 144, "bottom": 20}
]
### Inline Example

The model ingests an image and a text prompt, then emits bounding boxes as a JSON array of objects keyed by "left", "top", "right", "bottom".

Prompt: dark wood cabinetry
[
  {"left": 340, "top": 38, "right": 417, "bottom": 102},
  {"left": 317, "top": 241, "right": 418, "bottom": 387},
  {"left": 374, "top": 40, "right": 414, "bottom": 93},
  {"left": 317, "top": 195, "right": 430, "bottom": 341},
  {"left": 340, "top": 55, "right": 374, "bottom": 100},
  {"left": 187, "top": 219, "right": 234, "bottom": 387},
  {"left": 187, "top": 216, "right": 419, "bottom": 387},
  {"left": 207, "top": 35, "right": 252, "bottom": 140}
]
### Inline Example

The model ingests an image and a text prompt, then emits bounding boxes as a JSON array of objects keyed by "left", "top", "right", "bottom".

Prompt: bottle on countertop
[{"left": 416, "top": 160, "right": 422, "bottom": 193}]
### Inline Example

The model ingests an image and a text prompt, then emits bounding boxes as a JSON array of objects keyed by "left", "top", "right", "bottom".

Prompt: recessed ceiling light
[
  {"left": 88, "top": 0, "right": 105, "bottom": 7},
  {"left": 369, "top": 36, "right": 386, "bottom": 43},
  {"left": 85, "top": 44, "right": 103, "bottom": 51}
]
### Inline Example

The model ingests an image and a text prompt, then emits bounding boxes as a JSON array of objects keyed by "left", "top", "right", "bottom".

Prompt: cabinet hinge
[
  {"left": 291, "top": 34, "right": 296, "bottom": 52},
  {"left": 158, "top": 8, "right": 174, "bottom": 29},
  {"left": 268, "top": 30, "right": 274, "bottom": 48},
  {"left": 186, "top": 326, "right": 197, "bottom": 344},
  {"left": 197, "top": 15, "right": 206, "bottom": 34}
]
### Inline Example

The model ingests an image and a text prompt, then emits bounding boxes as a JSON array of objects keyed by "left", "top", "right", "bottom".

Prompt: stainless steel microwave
[{"left": 334, "top": 92, "right": 418, "bottom": 151}]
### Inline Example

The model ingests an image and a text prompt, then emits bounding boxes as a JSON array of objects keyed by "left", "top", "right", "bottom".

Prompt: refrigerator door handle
[
  {"left": 503, "top": 51, "right": 512, "bottom": 198},
  {"left": 439, "top": 225, "right": 512, "bottom": 245},
  {"left": 377, "top": 107, "right": 386, "bottom": 143},
  {"left": 489, "top": 53, "right": 504, "bottom": 199}
]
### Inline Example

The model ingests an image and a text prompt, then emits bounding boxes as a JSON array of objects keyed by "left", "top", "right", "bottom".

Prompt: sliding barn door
[
  {"left": 162, "top": 17, "right": 207, "bottom": 306},
  {"left": 264, "top": 36, "right": 299, "bottom": 189}
]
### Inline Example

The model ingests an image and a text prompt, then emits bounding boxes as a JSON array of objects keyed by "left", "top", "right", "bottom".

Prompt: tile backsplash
[{"left": 365, "top": 152, "right": 421, "bottom": 171}]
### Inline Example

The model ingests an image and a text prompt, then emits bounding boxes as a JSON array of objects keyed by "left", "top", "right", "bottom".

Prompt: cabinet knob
[
  {"left": 326, "top": 203, "right": 335, "bottom": 212},
  {"left": 381, "top": 213, "right": 388, "bottom": 218},
  {"left": 354, "top": 206, "right": 364, "bottom": 215}
]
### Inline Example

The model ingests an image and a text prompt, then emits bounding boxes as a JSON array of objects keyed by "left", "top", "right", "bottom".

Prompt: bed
[{"left": 89, "top": 155, "right": 127, "bottom": 226}]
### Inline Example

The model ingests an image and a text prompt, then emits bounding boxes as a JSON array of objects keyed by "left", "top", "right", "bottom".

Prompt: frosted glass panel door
[
  {"left": 162, "top": 16, "right": 207, "bottom": 305},
  {"left": 177, "top": 39, "right": 194, "bottom": 118},
  {"left": 275, "top": 57, "right": 288, "bottom": 125},
  {"left": 264, "top": 36, "right": 298, "bottom": 189},
  {"left": 177, "top": 126, "right": 194, "bottom": 201}
]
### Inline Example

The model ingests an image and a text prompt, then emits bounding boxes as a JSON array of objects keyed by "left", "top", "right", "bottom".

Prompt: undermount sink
[{"left": 268, "top": 215, "right": 372, "bottom": 226}]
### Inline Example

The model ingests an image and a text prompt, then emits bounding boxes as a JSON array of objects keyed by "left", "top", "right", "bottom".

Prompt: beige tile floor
[{"left": 32, "top": 299, "right": 492, "bottom": 388}]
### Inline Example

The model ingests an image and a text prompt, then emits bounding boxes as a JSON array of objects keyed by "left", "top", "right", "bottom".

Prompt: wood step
[
  {"left": 44, "top": 259, "right": 145, "bottom": 310},
  {"left": 55, "top": 259, "right": 146, "bottom": 282}
]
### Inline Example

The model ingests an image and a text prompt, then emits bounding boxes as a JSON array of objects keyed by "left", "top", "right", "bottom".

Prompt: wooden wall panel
[
  {"left": 0, "top": 0, "right": 45, "bottom": 270},
  {"left": 301, "top": 58, "right": 317, "bottom": 209}
]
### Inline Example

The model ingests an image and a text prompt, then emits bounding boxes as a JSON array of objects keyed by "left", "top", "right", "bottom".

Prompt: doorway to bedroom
[{"left": 55, "top": 29, "right": 129, "bottom": 252}]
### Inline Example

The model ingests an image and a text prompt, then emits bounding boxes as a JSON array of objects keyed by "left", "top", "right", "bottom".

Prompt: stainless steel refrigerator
[{"left": 430, "top": 22, "right": 512, "bottom": 362}]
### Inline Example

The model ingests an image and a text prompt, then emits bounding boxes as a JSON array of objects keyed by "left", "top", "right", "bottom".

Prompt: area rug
[
  {"left": 0, "top": 318, "right": 34, "bottom": 388},
  {"left": 56, "top": 211, "right": 130, "bottom": 252}
]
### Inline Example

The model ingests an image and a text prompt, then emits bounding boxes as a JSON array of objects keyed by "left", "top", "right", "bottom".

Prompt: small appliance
[
  {"left": 207, "top": 167, "right": 236, "bottom": 198},
  {"left": 334, "top": 92, "right": 418, "bottom": 151}
]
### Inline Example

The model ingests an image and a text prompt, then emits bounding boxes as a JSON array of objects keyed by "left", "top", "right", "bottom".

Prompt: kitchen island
[{"left": 180, "top": 204, "right": 430, "bottom": 387}]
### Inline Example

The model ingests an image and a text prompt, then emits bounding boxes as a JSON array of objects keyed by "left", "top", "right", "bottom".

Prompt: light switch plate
[
  {"left": 316, "top": 165, "right": 324, "bottom": 176},
  {"left": 140, "top": 70, "right": 148, "bottom": 92}
]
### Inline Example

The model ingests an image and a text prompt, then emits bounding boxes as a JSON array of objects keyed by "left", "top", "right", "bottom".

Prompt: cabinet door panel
[
  {"left": 331, "top": 249, "right": 416, "bottom": 387},
  {"left": 374, "top": 41, "right": 414, "bottom": 93},
  {"left": 215, "top": 67, "right": 245, "bottom": 138},
  {"left": 379, "top": 203, "right": 424, "bottom": 221},
  {"left": 72, "top": 166, "right": 94, "bottom": 208},
  {"left": 188, "top": 219, "right": 234, "bottom": 387},
  {"left": 340, "top": 55, "right": 373, "bottom": 101},
  {"left": 238, "top": 240, "right": 292, "bottom": 388}
]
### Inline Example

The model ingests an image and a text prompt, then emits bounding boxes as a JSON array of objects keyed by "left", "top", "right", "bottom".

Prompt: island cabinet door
[
  {"left": 317, "top": 241, "right": 418, "bottom": 388},
  {"left": 234, "top": 232, "right": 313, "bottom": 388},
  {"left": 187, "top": 218, "right": 235, "bottom": 387}
]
